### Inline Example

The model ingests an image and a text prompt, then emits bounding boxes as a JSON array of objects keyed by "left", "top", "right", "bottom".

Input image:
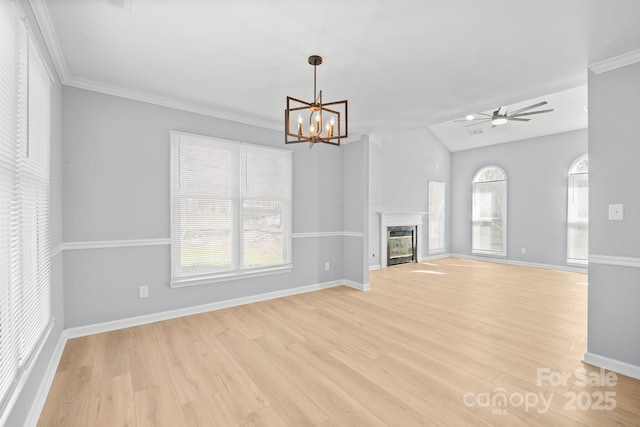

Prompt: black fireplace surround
[{"left": 387, "top": 225, "right": 417, "bottom": 266}]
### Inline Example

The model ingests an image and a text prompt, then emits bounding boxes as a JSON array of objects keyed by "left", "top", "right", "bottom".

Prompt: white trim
[
  {"left": 343, "top": 280, "right": 371, "bottom": 292},
  {"left": 369, "top": 264, "right": 381, "bottom": 271},
  {"left": 589, "top": 48, "right": 640, "bottom": 74},
  {"left": 450, "top": 253, "right": 588, "bottom": 273},
  {"left": 23, "top": 330, "right": 67, "bottom": 427},
  {"left": 293, "top": 231, "right": 363, "bottom": 238},
  {"left": 64, "top": 280, "right": 360, "bottom": 339},
  {"left": 62, "top": 238, "right": 170, "bottom": 251},
  {"left": 55, "top": 234, "right": 362, "bottom": 252},
  {"left": 0, "top": 320, "right": 54, "bottom": 427},
  {"left": 343, "top": 231, "right": 365, "bottom": 238},
  {"left": 589, "top": 254, "right": 640, "bottom": 268},
  {"left": 64, "top": 76, "right": 283, "bottom": 130},
  {"left": 419, "top": 253, "right": 451, "bottom": 262},
  {"left": 28, "top": 0, "right": 69, "bottom": 81},
  {"left": 170, "top": 265, "right": 293, "bottom": 288},
  {"left": 50, "top": 243, "right": 63, "bottom": 258},
  {"left": 583, "top": 352, "right": 640, "bottom": 381}
]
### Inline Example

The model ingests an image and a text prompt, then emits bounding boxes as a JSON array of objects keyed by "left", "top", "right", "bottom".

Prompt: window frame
[
  {"left": 0, "top": 1, "right": 53, "bottom": 418},
  {"left": 169, "top": 131, "right": 293, "bottom": 288},
  {"left": 471, "top": 165, "right": 507, "bottom": 257},
  {"left": 428, "top": 181, "right": 446, "bottom": 254},
  {"left": 567, "top": 154, "right": 588, "bottom": 266}
]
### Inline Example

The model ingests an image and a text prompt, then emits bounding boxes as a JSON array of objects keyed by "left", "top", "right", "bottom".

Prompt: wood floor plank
[
  {"left": 134, "top": 383, "right": 186, "bottom": 427},
  {"left": 37, "top": 257, "right": 640, "bottom": 426},
  {"left": 56, "top": 335, "right": 96, "bottom": 373},
  {"left": 88, "top": 373, "right": 137, "bottom": 427}
]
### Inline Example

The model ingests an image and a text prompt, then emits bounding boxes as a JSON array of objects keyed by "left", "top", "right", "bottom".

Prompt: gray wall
[
  {"left": 450, "top": 129, "right": 588, "bottom": 267},
  {"left": 368, "top": 128, "right": 451, "bottom": 267},
  {"left": 5, "top": 1, "right": 65, "bottom": 426},
  {"left": 343, "top": 136, "right": 369, "bottom": 285},
  {"left": 588, "top": 63, "right": 640, "bottom": 366},
  {"left": 62, "top": 87, "right": 350, "bottom": 328}
]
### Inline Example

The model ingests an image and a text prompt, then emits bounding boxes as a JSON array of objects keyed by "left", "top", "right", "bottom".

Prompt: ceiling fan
[{"left": 455, "top": 101, "right": 554, "bottom": 128}]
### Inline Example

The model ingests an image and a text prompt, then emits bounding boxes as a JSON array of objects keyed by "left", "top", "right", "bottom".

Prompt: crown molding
[
  {"left": 28, "top": 0, "right": 366, "bottom": 138},
  {"left": 589, "top": 48, "right": 640, "bottom": 74},
  {"left": 28, "top": 0, "right": 69, "bottom": 81},
  {"left": 28, "top": 0, "right": 282, "bottom": 131},
  {"left": 63, "top": 75, "right": 283, "bottom": 131}
]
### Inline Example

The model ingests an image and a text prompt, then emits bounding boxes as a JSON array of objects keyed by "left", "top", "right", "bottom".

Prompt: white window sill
[{"left": 171, "top": 264, "right": 293, "bottom": 288}]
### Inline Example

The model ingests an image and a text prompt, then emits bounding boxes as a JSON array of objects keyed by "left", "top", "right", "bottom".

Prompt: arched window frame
[
  {"left": 472, "top": 165, "right": 507, "bottom": 257},
  {"left": 567, "top": 154, "right": 588, "bottom": 265}
]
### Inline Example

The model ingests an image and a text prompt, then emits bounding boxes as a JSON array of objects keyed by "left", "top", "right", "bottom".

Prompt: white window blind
[
  {"left": 428, "top": 181, "right": 446, "bottom": 254},
  {"left": 170, "top": 131, "right": 292, "bottom": 287},
  {"left": 567, "top": 155, "right": 588, "bottom": 264},
  {"left": 472, "top": 166, "right": 507, "bottom": 257},
  {"left": 0, "top": 0, "right": 52, "bottom": 416}
]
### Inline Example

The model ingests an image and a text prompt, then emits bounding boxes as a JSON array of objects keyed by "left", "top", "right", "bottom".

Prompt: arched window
[
  {"left": 567, "top": 155, "right": 588, "bottom": 264},
  {"left": 472, "top": 166, "right": 507, "bottom": 256}
]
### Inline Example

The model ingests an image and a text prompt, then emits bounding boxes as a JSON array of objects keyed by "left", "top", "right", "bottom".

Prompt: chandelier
[{"left": 285, "top": 55, "right": 348, "bottom": 147}]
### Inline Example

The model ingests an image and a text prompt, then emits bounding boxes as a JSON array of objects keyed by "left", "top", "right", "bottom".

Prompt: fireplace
[
  {"left": 379, "top": 212, "right": 427, "bottom": 269},
  {"left": 387, "top": 226, "right": 417, "bottom": 266}
]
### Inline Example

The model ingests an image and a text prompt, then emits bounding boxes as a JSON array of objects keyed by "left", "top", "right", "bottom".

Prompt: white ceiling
[{"left": 31, "top": 0, "right": 640, "bottom": 151}]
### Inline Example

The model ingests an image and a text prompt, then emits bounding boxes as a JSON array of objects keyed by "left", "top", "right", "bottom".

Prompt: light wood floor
[{"left": 38, "top": 258, "right": 640, "bottom": 426}]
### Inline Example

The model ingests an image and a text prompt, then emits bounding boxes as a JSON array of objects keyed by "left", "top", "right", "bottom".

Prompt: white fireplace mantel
[{"left": 379, "top": 212, "right": 428, "bottom": 268}]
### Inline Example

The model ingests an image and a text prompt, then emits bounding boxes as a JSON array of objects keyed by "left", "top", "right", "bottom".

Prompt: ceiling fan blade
[
  {"left": 465, "top": 119, "right": 491, "bottom": 127},
  {"left": 453, "top": 117, "right": 491, "bottom": 122},
  {"left": 477, "top": 112, "right": 493, "bottom": 117},
  {"left": 507, "top": 101, "right": 548, "bottom": 116},
  {"left": 510, "top": 109, "right": 554, "bottom": 118},
  {"left": 496, "top": 107, "right": 507, "bottom": 116},
  {"left": 507, "top": 118, "right": 530, "bottom": 122}
]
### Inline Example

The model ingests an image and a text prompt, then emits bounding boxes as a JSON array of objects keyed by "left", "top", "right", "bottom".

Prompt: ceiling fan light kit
[{"left": 455, "top": 101, "right": 554, "bottom": 129}]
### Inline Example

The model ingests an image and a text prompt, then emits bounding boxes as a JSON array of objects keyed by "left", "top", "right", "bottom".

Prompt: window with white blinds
[
  {"left": 428, "top": 181, "right": 446, "bottom": 254},
  {"left": 170, "top": 131, "right": 292, "bottom": 287},
  {"left": 472, "top": 166, "right": 507, "bottom": 257},
  {"left": 0, "top": 0, "right": 53, "bottom": 416},
  {"left": 567, "top": 154, "right": 588, "bottom": 265}
]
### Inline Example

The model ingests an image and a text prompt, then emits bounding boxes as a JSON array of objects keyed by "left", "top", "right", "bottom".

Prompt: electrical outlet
[
  {"left": 324, "top": 262, "right": 330, "bottom": 271},
  {"left": 521, "top": 248, "right": 526, "bottom": 255},
  {"left": 139, "top": 285, "right": 149, "bottom": 298},
  {"left": 608, "top": 204, "right": 624, "bottom": 220}
]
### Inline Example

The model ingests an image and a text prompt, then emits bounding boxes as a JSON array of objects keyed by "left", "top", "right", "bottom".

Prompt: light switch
[{"left": 608, "top": 204, "right": 624, "bottom": 221}]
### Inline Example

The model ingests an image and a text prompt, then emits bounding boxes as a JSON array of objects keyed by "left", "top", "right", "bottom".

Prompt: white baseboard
[
  {"left": 583, "top": 352, "right": 640, "bottom": 380},
  {"left": 344, "top": 280, "right": 371, "bottom": 291},
  {"left": 24, "top": 331, "right": 67, "bottom": 427},
  {"left": 419, "top": 253, "right": 451, "bottom": 262},
  {"left": 65, "top": 280, "right": 362, "bottom": 339},
  {"left": 369, "top": 264, "right": 381, "bottom": 271},
  {"left": 450, "top": 253, "right": 588, "bottom": 273}
]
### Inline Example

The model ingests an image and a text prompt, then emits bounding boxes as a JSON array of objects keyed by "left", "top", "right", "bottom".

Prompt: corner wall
[{"left": 586, "top": 62, "right": 640, "bottom": 374}]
